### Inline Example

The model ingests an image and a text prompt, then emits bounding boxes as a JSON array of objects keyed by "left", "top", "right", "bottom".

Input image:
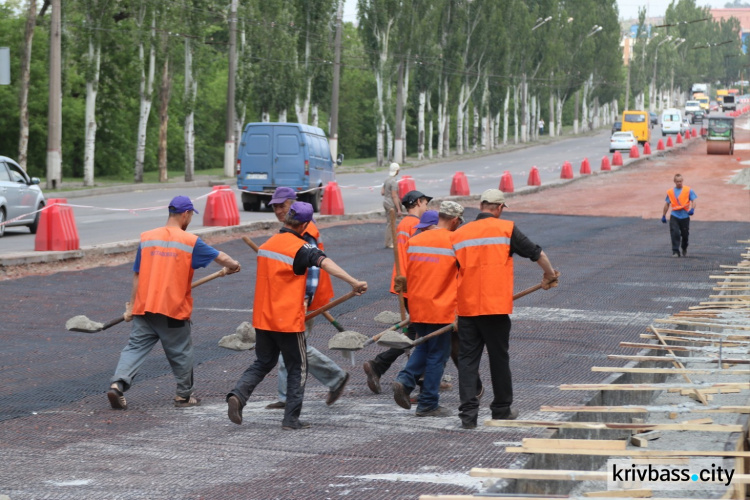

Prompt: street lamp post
[{"left": 651, "top": 36, "right": 672, "bottom": 113}]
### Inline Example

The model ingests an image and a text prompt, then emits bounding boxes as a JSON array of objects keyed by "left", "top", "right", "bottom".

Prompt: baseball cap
[
  {"left": 289, "top": 201, "right": 315, "bottom": 223},
  {"left": 168, "top": 196, "right": 199, "bottom": 214},
  {"left": 389, "top": 162, "right": 400, "bottom": 177},
  {"left": 439, "top": 200, "right": 465, "bottom": 223},
  {"left": 414, "top": 210, "right": 439, "bottom": 229},
  {"left": 480, "top": 189, "right": 508, "bottom": 207},
  {"left": 401, "top": 190, "right": 432, "bottom": 207},
  {"left": 269, "top": 186, "right": 297, "bottom": 205}
]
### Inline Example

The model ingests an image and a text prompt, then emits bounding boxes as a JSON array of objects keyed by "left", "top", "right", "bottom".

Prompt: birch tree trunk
[
  {"left": 437, "top": 100, "right": 444, "bottom": 158},
  {"left": 18, "top": 0, "right": 37, "bottom": 171},
  {"left": 393, "top": 60, "right": 404, "bottom": 164},
  {"left": 294, "top": 35, "right": 311, "bottom": 125},
  {"left": 261, "top": 111, "right": 270, "bottom": 122},
  {"left": 135, "top": 18, "right": 156, "bottom": 183},
  {"left": 311, "top": 105, "right": 319, "bottom": 127},
  {"left": 557, "top": 94, "right": 564, "bottom": 136},
  {"left": 278, "top": 109, "right": 287, "bottom": 122},
  {"left": 503, "top": 88, "right": 509, "bottom": 146},
  {"left": 444, "top": 114, "right": 450, "bottom": 156},
  {"left": 375, "top": 68, "right": 385, "bottom": 166},
  {"left": 573, "top": 89, "right": 580, "bottom": 134},
  {"left": 456, "top": 83, "right": 465, "bottom": 155},
  {"left": 513, "top": 85, "right": 518, "bottom": 144},
  {"left": 157, "top": 53, "right": 171, "bottom": 183},
  {"left": 417, "top": 91, "right": 425, "bottom": 160},
  {"left": 402, "top": 60, "right": 409, "bottom": 160},
  {"left": 472, "top": 105, "right": 479, "bottom": 153},
  {"left": 386, "top": 123, "right": 393, "bottom": 162},
  {"left": 549, "top": 88, "right": 555, "bottom": 138},
  {"left": 520, "top": 75, "right": 527, "bottom": 143},
  {"left": 530, "top": 95, "right": 536, "bottom": 142},
  {"left": 83, "top": 39, "right": 101, "bottom": 187},
  {"left": 427, "top": 91, "right": 433, "bottom": 159},
  {"left": 184, "top": 38, "right": 197, "bottom": 182}
]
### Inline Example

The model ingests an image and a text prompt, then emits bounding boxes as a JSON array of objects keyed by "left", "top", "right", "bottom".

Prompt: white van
[
  {"left": 684, "top": 100, "right": 701, "bottom": 114},
  {"left": 661, "top": 108, "right": 682, "bottom": 136}
]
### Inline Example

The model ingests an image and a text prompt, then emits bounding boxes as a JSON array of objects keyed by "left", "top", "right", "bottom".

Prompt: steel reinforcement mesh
[{"left": 1, "top": 211, "right": 748, "bottom": 499}]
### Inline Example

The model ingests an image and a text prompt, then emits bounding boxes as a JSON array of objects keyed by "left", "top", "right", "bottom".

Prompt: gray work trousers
[{"left": 110, "top": 312, "right": 194, "bottom": 398}]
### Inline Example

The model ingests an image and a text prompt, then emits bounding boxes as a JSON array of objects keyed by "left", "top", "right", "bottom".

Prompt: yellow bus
[{"left": 621, "top": 110, "right": 650, "bottom": 144}]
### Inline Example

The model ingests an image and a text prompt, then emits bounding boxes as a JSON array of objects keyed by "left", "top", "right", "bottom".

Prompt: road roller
[{"left": 706, "top": 116, "right": 734, "bottom": 155}]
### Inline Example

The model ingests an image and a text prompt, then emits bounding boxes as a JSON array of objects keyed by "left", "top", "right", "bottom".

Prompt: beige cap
[
  {"left": 480, "top": 188, "right": 508, "bottom": 206},
  {"left": 439, "top": 200, "right": 465, "bottom": 223},
  {"left": 389, "top": 162, "right": 400, "bottom": 176}
]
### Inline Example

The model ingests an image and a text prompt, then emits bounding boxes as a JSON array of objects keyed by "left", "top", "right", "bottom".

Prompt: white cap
[{"left": 389, "top": 162, "right": 400, "bottom": 176}]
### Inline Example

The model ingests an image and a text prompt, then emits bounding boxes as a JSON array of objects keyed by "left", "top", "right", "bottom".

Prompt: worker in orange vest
[
  {"left": 391, "top": 201, "right": 465, "bottom": 417},
  {"left": 263, "top": 187, "right": 350, "bottom": 410},
  {"left": 227, "top": 202, "right": 367, "bottom": 430},
  {"left": 108, "top": 196, "right": 241, "bottom": 411},
  {"left": 451, "top": 189, "right": 558, "bottom": 429},
  {"left": 661, "top": 174, "right": 697, "bottom": 258},
  {"left": 363, "top": 190, "right": 431, "bottom": 394}
]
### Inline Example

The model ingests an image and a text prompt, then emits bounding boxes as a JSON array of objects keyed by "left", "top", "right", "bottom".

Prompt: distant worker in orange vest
[
  {"left": 108, "top": 196, "right": 242, "bottom": 411},
  {"left": 263, "top": 187, "right": 351, "bottom": 410},
  {"left": 227, "top": 201, "right": 367, "bottom": 430},
  {"left": 392, "top": 201, "right": 464, "bottom": 417},
  {"left": 451, "top": 189, "right": 558, "bottom": 429},
  {"left": 661, "top": 173, "right": 697, "bottom": 258},
  {"left": 363, "top": 190, "right": 431, "bottom": 394}
]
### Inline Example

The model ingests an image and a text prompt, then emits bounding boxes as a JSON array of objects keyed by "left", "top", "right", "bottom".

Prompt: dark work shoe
[
  {"left": 672, "top": 252, "right": 680, "bottom": 258},
  {"left": 107, "top": 384, "right": 127, "bottom": 410},
  {"left": 363, "top": 361, "right": 381, "bottom": 394},
  {"left": 416, "top": 406, "right": 452, "bottom": 417},
  {"left": 265, "top": 401, "right": 286, "bottom": 410},
  {"left": 282, "top": 420, "right": 312, "bottom": 430},
  {"left": 326, "top": 372, "right": 350, "bottom": 406},
  {"left": 174, "top": 395, "right": 201, "bottom": 408},
  {"left": 227, "top": 395, "right": 243, "bottom": 425},
  {"left": 682, "top": 248, "right": 688, "bottom": 257},
  {"left": 461, "top": 420, "right": 477, "bottom": 429},
  {"left": 392, "top": 382, "right": 412, "bottom": 410},
  {"left": 492, "top": 408, "right": 519, "bottom": 420}
]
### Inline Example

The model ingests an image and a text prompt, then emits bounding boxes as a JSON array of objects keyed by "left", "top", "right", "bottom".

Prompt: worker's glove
[
  {"left": 394, "top": 275, "right": 407, "bottom": 293},
  {"left": 688, "top": 208, "right": 694, "bottom": 216},
  {"left": 541, "top": 271, "right": 559, "bottom": 290},
  {"left": 661, "top": 215, "right": 667, "bottom": 224},
  {"left": 124, "top": 302, "right": 133, "bottom": 322}
]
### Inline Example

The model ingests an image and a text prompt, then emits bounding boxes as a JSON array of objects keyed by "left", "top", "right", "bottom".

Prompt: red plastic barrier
[
  {"left": 643, "top": 142, "right": 652, "bottom": 155},
  {"left": 612, "top": 152, "right": 623, "bottom": 166},
  {"left": 629, "top": 145, "right": 640, "bottom": 158},
  {"left": 450, "top": 171, "right": 470, "bottom": 196},
  {"left": 398, "top": 175, "right": 416, "bottom": 200},
  {"left": 676, "top": 133, "right": 683, "bottom": 144},
  {"left": 320, "top": 181, "right": 344, "bottom": 215},
  {"left": 600, "top": 156, "right": 611, "bottom": 171},
  {"left": 527, "top": 166, "right": 541, "bottom": 186},
  {"left": 691, "top": 128, "right": 697, "bottom": 138},
  {"left": 560, "top": 161, "right": 574, "bottom": 179},
  {"left": 666, "top": 136, "right": 674, "bottom": 147},
  {"left": 580, "top": 158, "right": 591, "bottom": 175},
  {"left": 700, "top": 126, "right": 707, "bottom": 138},
  {"left": 35, "top": 198, "right": 80, "bottom": 251},
  {"left": 657, "top": 139, "right": 665, "bottom": 151},
  {"left": 499, "top": 170, "right": 515, "bottom": 193},
  {"left": 203, "top": 186, "right": 240, "bottom": 227}
]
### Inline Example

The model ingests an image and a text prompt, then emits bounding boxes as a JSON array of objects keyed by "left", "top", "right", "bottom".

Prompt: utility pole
[
  {"left": 223, "top": 0, "right": 238, "bottom": 178},
  {"left": 46, "top": 0, "right": 62, "bottom": 189},
  {"left": 329, "top": 0, "right": 343, "bottom": 161}
]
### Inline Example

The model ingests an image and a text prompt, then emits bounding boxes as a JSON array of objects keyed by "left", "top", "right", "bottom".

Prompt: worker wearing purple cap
[
  {"left": 227, "top": 201, "right": 367, "bottom": 430},
  {"left": 263, "top": 187, "right": 351, "bottom": 410},
  {"left": 108, "top": 196, "right": 241, "bottom": 411}
]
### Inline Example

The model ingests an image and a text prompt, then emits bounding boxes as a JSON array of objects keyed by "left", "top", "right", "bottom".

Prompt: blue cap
[
  {"left": 289, "top": 201, "right": 314, "bottom": 223},
  {"left": 269, "top": 187, "right": 297, "bottom": 205},
  {"left": 415, "top": 210, "right": 439, "bottom": 229},
  {"left": 168, "top": 196, "right": 199, "bottom": 214}
]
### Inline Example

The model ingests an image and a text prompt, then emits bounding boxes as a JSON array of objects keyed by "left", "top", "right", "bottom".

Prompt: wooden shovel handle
[
  {"left": 305, "top": 291, "right": 358, "bottom": 321},
  {"left": 191, "top": 267, "right": 228, "bottom": 288},
  {"left": 100, "top": 315, "right": 127, "bottom": 331},
  {"left": 389, "top": 209, "right": 407, "bottom": 321},
  {"left": 363, "top": 318, "right": 411, "bottom": 347},
  {"left": 512, "top": 283, "right": 544, "bottom": 301},
  {"left": 409, "top": 322, "right": 457, "bottom": 349},
  {"left": 242, "top": 236, "right": 260, "bottom": 252}
]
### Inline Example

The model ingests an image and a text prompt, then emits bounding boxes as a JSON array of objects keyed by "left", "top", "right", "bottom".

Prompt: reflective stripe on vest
[
  {"left": 304, "top": 222, "right": 334, "bottom": 310},
  {"left": 405, "top": 228, "right": 458, "bottom": 323},
  {"left": 132, "top": 226, "right": 198, "bottom": 320},
  {"left": 390, "top": 215, "right": 420, "bottom": 295},
  {"left": 451, "top": 217, "right": 514, "bottom": 316},
  {"left": 254, "top": 232, "right": 307, "bottom": 332},
  {"left": 667, "top": 185, "right": 691, "bottom": 211}
]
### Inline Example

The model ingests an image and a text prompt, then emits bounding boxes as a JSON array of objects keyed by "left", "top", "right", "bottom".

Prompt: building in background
[{"left": 711, "top": 8, "right": 750, "bottom": 53}]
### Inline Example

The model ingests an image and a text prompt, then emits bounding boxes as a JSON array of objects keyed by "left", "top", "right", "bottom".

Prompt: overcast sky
[{"left": 342, "top": 0, "right": 736, "bottom": 25}]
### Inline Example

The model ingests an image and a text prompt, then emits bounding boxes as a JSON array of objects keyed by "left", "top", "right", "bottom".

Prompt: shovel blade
[{"left": 67, "top": 326, "right": 104, "bottom": 333}]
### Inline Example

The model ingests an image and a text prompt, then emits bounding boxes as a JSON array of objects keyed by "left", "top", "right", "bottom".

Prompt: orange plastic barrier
[
  {"left": 499, "top": 171, "right": 515, "bottom": 193},
  {"left": 203, "top": 186, "right": 240, "bottom": 227},
  {"left": 450, "top": 171, "right": 470, "bottom": 196},
  {"left": 320, "top": 181, "right": 344, "bottom": 215},
  {"left": 35, "top": 198, "right": 80, "bottom": 251},
  {"left": 600, "top": 156, "right": 611, "bottom": 171},
  {"left": 580, "top": 158, "right": 591, "bottom": 175},
  {"left": 560, "top": 161, "right": 574, "bottom": 179},
  {"left": 398, "top": 175, "right": 417, "bottom": 200},
  {"left": 527, "top": 166, "right": 541, "bottom": 186}
]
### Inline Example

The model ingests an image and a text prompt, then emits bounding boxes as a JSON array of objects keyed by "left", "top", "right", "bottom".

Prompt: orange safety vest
[
  {"left": 405, "top": 228, "right": 458, "bottom": 323},
  {"left": 253, "top": 231, "right": 308, "bottom": 332},
  {"left": 451, "top": 217, "right": 514, "bottom": 316},
  {"left": 667, "top": 186, "right": 692, "bottom": 211},
  {"left": 132, "top": 226, "right": 198, "bottom": 320},
  {"left": 390, "top": 214, "right": 420, "bottom": 295},
  {"left": 303, "top": 222, "right": 335, "bottom": 310}
]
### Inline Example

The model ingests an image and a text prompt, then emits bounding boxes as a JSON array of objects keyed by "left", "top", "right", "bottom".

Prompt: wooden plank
[
  {"left": 559, "top": 383, "right": 750, "bottom": 391},
  {"left": 483, "top": 420, "right": 742, "bottom": 432},
  {"left": 619, "top": 342, "right": 748, "bottom": 354},
  {"left": 709, "top": 275, "right": 750, "bottom": 280},
  {"left": 630, "top": 435, "right": 648, "bottom": 447},
  {"left": 654, "top": 318, "right": 750, "bottom": 330},
  {"left": 679, "top": 388, "right": 741, "bottom": 395},
  {"left": 584, "top": 489, "right": 652, "bottom": 498},
  {"left": 504, "top": 447, "right": 750, "bottom": 458},
  {"left": 522, "top": 438, "right": 627, "bottom": 450},
  {"left": 607, "top": 355, "right": 750, "bottom": 365},
  {"left": 647, "top": 325, "right": 703, "bottom": 405},
  {"left": 679, "top": 417, "right": 712, "bottom": 425},
  {"left": 639, "top": 334, "right": 748, "bottom": 346},
  {"left": 540, "top": 405, "right": 750, "bottom": 413},
  {"left": 591, "top": 367, "right": 750, "bottom": 375},
  {"left": 642, "top": 328, "right": 750, "bottom": 341}
]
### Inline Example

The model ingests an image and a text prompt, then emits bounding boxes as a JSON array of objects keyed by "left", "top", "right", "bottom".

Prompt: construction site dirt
[{"left": 1, "top": 130, "right": 749, "bottom": 499}]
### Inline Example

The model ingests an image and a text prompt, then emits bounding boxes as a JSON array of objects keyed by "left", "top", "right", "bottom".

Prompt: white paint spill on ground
[
  {"left": 46, "top": 479, "right": 91, "bottom": 486},
  {"left": 650, "top": 296, "right": 704, "bottom": 303},
  {"left": 342, "top": 472, "right": 484, "bottom": 491},
  {"left": 513, "top": 306, "right": 655, "bottom": 325}
]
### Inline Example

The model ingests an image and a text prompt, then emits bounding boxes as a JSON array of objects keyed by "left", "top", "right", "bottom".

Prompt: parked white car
[
  {"left": 609, "top": 131, "right": 638, "bottom": 153},
  {"left": 0, "top": 156, "right": 45, "bottom": 237}
]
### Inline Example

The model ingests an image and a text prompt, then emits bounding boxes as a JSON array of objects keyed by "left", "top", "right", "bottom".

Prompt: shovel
[{"left": 66, "top": 267, "right": 230, "bottom": 333}]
